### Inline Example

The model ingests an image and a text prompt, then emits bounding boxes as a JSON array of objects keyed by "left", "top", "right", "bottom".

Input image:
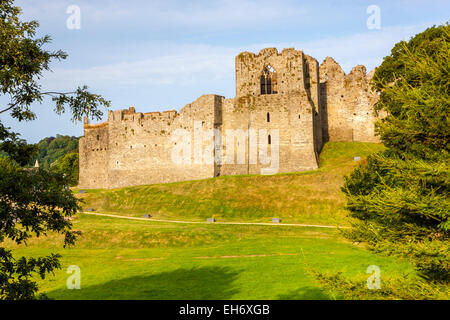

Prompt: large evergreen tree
[
  {"left": 0, "top": 1, "right": 109, "bottom": 299},
  {"left": 342, "top": 24, "right": 449, "bottom": 288}
]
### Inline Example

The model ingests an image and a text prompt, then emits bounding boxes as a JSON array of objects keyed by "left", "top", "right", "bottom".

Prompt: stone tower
[{"left": 219, "top": 48, "right": 323, "bottom": 177}]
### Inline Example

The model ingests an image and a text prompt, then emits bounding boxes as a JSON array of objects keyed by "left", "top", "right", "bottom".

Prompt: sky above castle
[{"left": 1, "top": 0, "right": 448, "bottom": 143}]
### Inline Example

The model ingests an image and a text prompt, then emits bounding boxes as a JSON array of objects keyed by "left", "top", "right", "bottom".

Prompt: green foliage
[
  {"left": 52, "top": 153, "right": 79, "bottom": 186},
  {"left": 0, "top": 0, "right": 108, "bottom": 299},
  {"left": 342, "top": 154, "right": 449, "bottom": 282},
  {"left": 0, "top": 156, "right": 79, "bottom": 245},
  {"left": 33, "top": 135, "right": 79, "bottom": 169},
  {"left": 0, "top": 0, "right": 109, "bottom": 122},
  {"left": 340, "top": 23, "right": 450, "bottom": 294},
  {"left": 0, "top": 156, "right": 81, "bottom": 299},
  {"left": 0, "top": 248, "right": 61, "bottom": 300},
  {"left": 311, "top": 270, "right": 449, "bottom": 300},
  {"left": 0, "top": 122, "right": 37, "bottom": 166},
  {"left": 373, "top": 24, "right": 449, "bottom": 160}
]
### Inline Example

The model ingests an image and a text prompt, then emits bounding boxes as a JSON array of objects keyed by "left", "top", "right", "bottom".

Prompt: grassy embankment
[
  {"left": 77, "top": 142, "right": 385, "bottom": 226},
  {"left": 3, "top": 141, "right": 418, "bottom": 300}
]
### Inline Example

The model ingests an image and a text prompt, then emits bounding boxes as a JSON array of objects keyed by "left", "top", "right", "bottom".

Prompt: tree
[
  {"left": 52, "top": 153, "right": 79, "bottom": 187},
  {"left": 33, "top": 135, "right": 79, "bottom": 169},
  {"left": 371, "top": 24, "right": 449, "bottom": 161},
  {"left": 342, "top": 24, "right": 449, "bottom": 290},
  {"left": 0, "top": 0, "right": 110, "bottom": 299}
]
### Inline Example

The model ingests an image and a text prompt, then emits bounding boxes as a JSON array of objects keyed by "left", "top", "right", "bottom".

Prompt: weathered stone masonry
[{"left": 79, "top": 48, "right": 380, "bottom": 189}]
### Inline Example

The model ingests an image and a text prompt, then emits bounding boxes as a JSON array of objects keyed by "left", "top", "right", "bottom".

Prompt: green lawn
[
  {"left": 6, "top": 214, "right": 415, "bottom": 300},
  {"left": 4, "top": 141, "right": 416, "bottom": 300}
]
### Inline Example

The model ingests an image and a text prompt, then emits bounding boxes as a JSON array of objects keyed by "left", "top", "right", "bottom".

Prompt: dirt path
[{"left": 80, "top": 211, "right": 348, "bottom": 229}]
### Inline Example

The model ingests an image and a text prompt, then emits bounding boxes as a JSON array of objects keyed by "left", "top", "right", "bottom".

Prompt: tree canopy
[
  {"left": 372, "top": 24, "right": 449, "bottom": 160},
  {"left": 0, "top": 0, "right": 109, "bottom": 299},
  {"left": 33, "top": 135, "right": 79, "bottom": 169},
  {"left": 52, "top": 152, "right": 79, "bottom": 186},
  {"left": 342, "top": 24, "right": 449, "bottom": 290}
]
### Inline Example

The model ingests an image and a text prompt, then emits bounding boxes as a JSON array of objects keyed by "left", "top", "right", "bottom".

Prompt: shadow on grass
[
  {"left": 48, "top": 266, "right": 240, "bottom": 300},
  {"left": 277, "top": 287, "right": 331, "bottom": 300}
]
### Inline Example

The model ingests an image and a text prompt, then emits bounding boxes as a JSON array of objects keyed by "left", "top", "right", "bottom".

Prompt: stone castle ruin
[{"left": 79, "top": 48, "right": 380, "bottom": 189}]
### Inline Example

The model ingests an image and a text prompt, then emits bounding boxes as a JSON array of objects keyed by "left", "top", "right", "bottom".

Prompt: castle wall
[
  {"left": 319, "top": 57, "right": 380, "bottom": 143},
  {"left": 79, "top": 48, "right": 380, "bottom": 189},
  {"left": 78, "top": 95, "right": 223, "bottom": 189},
  {"left": 78, "top": 121, "right": 109, "bottom": 189},
  {"left": 220, "top": 92, "right": 318, "bottom": 176},
  {"left": 304, "top": 54, "right": 324, "bottom": 153}
]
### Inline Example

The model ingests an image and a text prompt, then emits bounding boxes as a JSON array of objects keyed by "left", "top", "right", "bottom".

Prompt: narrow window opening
[
  {"left": 96, "top": 135, "right": 100, "bottom": 141},
  {"left": 260, "top": 65, "right": 277, "bottom": 95},
  {"left": 268, "top": 134, "right": 271, "bottom": 145},
  {"left": 260, "top": 75, "right": 266, "bottom": 95},
  {"left": 267, "top": 112, "right": 270, "bottom": 122}
]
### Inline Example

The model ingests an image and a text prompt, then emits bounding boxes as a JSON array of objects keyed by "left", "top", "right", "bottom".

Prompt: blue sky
[{"left": 1, "top": 0, "right": 448, "bottom": 143}]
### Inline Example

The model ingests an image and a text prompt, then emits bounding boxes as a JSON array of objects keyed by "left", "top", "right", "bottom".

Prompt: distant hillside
[{"left": 33, "top": 135, "right": 79, "bottom": 168}]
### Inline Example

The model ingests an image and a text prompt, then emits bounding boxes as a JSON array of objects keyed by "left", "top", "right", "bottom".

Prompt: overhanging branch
[{"left": 0, "top": 91, "right": 77, "bottom": 114}]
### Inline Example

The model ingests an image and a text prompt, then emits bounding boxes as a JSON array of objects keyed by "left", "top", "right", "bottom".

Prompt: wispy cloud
[
  {"left": 5, "top": 0, "right": 448, "bottom": 143},
  {"left": 268, "top": 23, "right": 431, "bottom": 72},
  {"left": 18, "top": 0, "right": 308, "bottom": 31},
  {"left": 41, "top": 23, "right": 430, "bottom": 94},
  {"left": 42, "top": 45, "right": 237, "bottom": 91}
]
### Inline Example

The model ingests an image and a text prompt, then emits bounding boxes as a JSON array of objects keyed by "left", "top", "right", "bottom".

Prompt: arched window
[
  {"left": 268, "top": 134, "right": 271, "bottom": 145},
  {"left": 260, "top": 65, "right": 278, "bottom": 95},
  {"left": 267, "top": 112, "right": 270, "bottom": 122}
]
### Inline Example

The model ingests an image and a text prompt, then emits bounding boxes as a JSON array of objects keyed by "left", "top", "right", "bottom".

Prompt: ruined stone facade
[{"left": 79, "top": 48, "right": 380, "bottom": 189}]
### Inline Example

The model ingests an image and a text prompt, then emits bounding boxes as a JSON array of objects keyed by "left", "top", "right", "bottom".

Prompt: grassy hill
[
  {"left": 78, "top": 142, "right": 385, "bottom": 226},
  {"left": 4, "top": 141, "right": 419, "bottom": 300}
]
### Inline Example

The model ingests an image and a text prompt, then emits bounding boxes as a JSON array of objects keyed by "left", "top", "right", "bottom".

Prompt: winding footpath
[{"left": 80, "top": 211, "right": 348, "bottom": 229}]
